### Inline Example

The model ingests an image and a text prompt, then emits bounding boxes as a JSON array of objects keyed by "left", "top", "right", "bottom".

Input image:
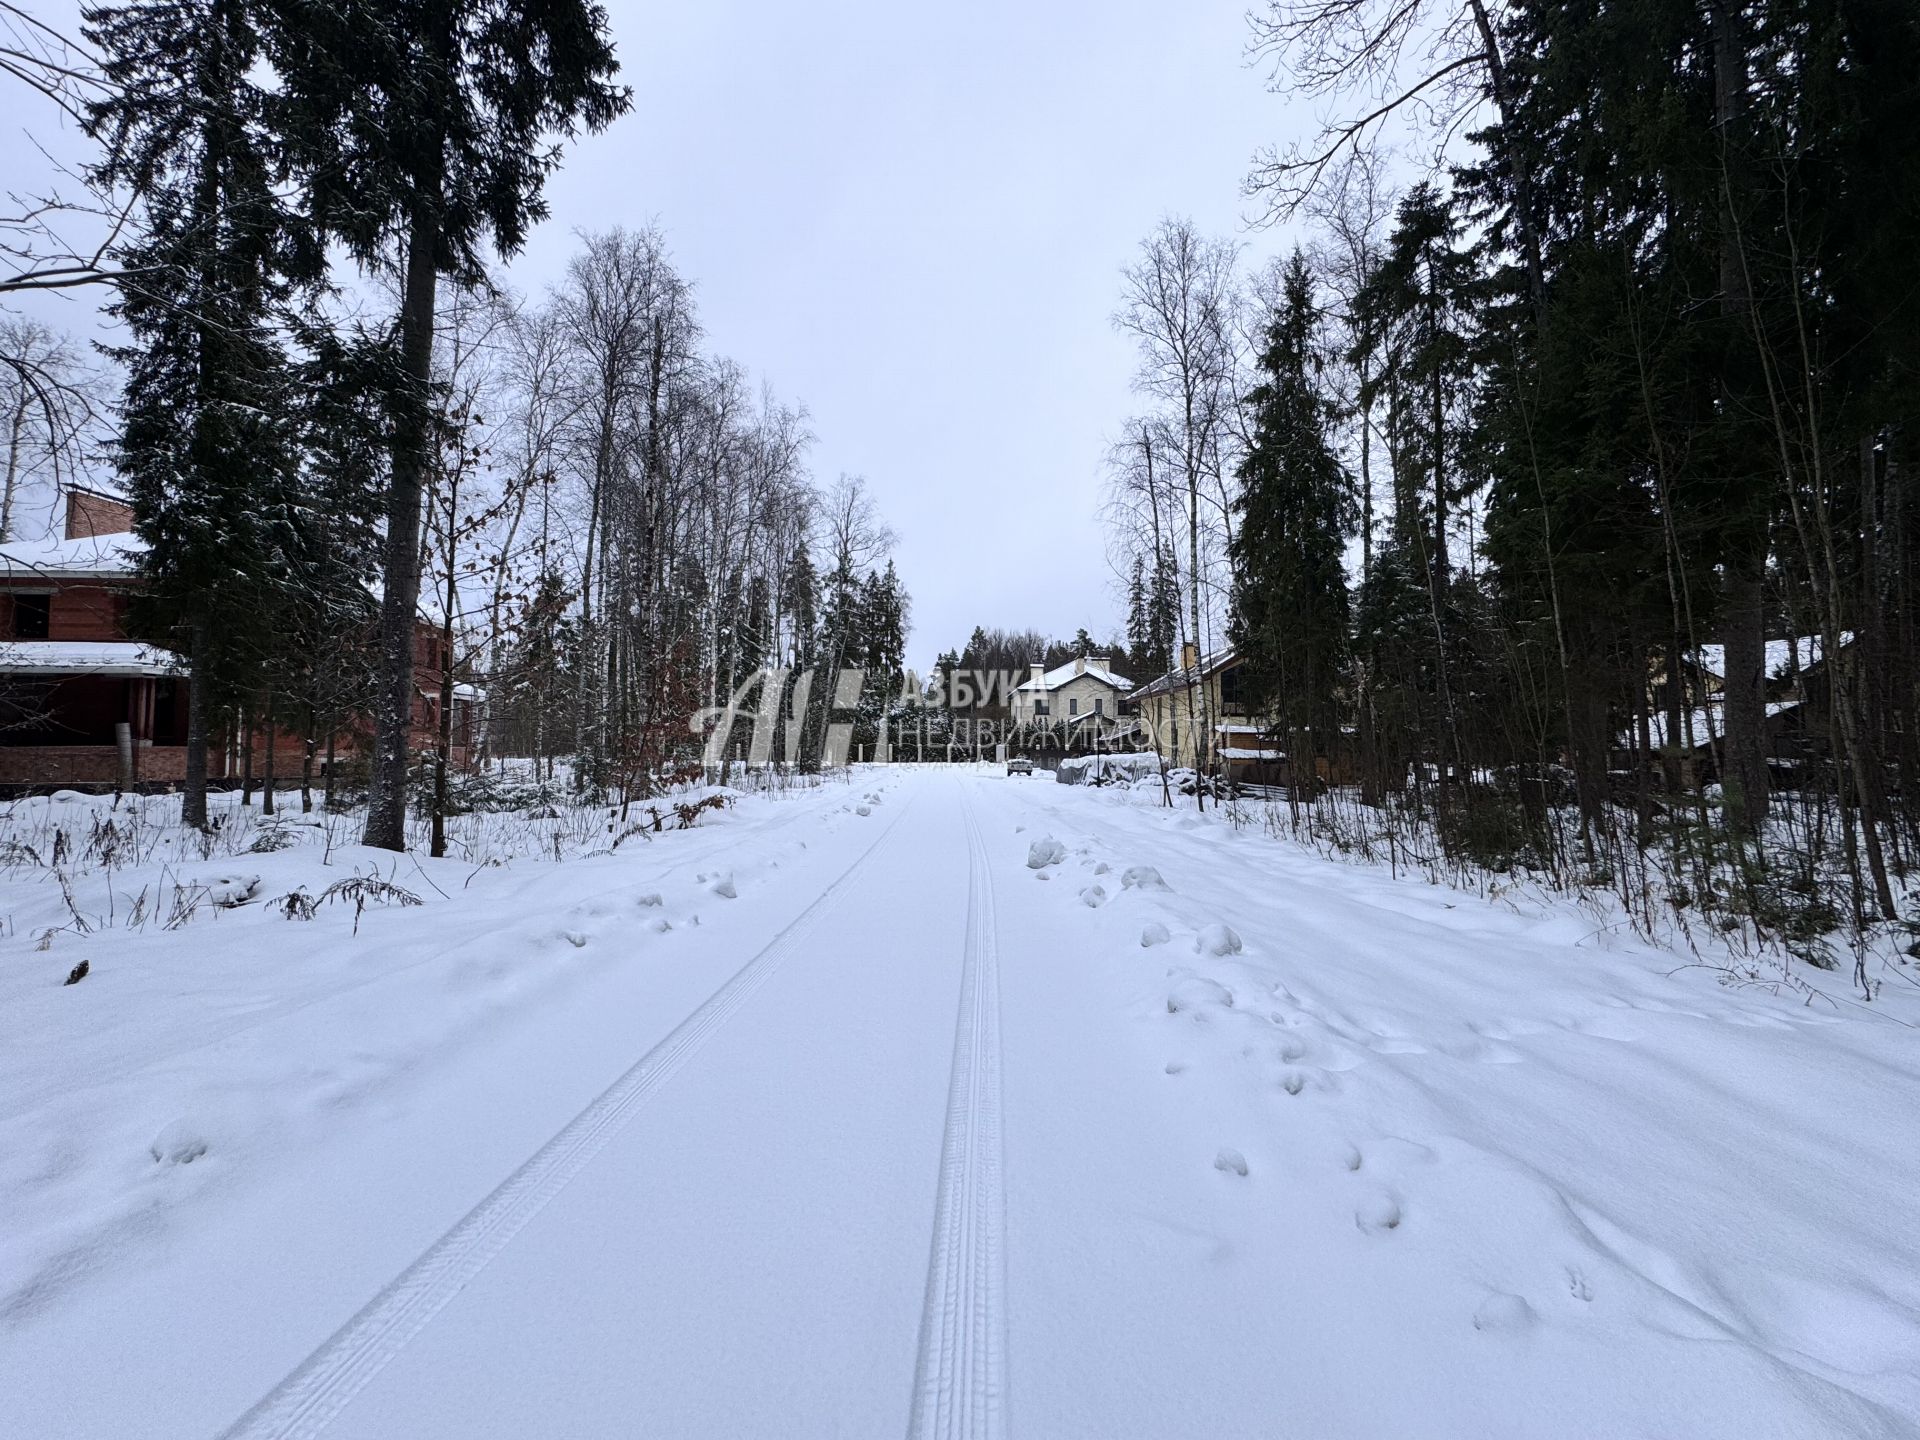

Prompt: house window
[
  {"left": 11, "top": 593, "right": 50, "bottom": 640},
  {"left": 1033, "top": 700, "right": 1049, "bottom": 716},
  {"left": 1069, "top": 697, "right": 1079, "bottom": 715},
  {"left": 1094, "top": 697, "right": 1104, "bottom": 717}
]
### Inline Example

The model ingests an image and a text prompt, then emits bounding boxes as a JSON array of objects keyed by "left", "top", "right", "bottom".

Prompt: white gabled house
[{"left": 1008, "top": 654, "right": 1134, "bottom": 737}]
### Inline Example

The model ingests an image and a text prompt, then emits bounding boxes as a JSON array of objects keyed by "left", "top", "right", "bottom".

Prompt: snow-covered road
[{"left": 6, "top": 768, "right": 1920, "bottom": 1438}]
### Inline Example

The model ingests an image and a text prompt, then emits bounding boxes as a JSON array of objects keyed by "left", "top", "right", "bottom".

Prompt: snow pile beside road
[{"left": 1055, "top": 751, "right": 1163, "bottom": 786}]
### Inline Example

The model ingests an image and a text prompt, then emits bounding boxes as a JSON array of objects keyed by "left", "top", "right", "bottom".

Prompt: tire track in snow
[
  {"left": 908, "top": 781, "right": 1009, "bottom": 1439},
  {"left": 216, "top": 796, "right": 914, "bottom": 1440}
]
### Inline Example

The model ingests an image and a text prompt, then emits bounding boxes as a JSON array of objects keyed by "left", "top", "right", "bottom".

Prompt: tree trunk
[
  {"left": 262, "top": 699, "right": 277, "bottom": 817},
  {"left": 182, "top": 617, "right": 211, "bottom": 829},
  {"left": 361, "top": 184, "right": 443, "bottom": 851},
  {"left": 1719, "top": 559, "right": 1769, "bottom": 834},
  {"left": 1710, "top": 0, "right": 1769, "bottom": 838}
]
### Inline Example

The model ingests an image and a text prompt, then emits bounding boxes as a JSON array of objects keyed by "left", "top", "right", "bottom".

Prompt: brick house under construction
[{"left": 0, "top": 489, "right": 478, "bottom": 792}]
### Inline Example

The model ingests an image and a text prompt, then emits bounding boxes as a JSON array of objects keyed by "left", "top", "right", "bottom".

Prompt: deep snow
[{"left": 3, "top": 767, "right": 1917, "bottom": 1438}]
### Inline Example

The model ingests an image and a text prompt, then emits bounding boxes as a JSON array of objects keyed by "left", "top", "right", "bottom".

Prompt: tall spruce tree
[
  {"left": 85, "top": 0, "right": 312, "bottom": 827},
  {"left": 1230, "top": 251, "right": 1354, "bottom": 771},
  {"left": 266, "top": 0, "right": 629, "bottom": 849}
]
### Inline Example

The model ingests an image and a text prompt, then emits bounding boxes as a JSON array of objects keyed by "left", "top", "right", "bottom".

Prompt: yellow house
[{"left": 1128, "top": 645, "right": 1249, "bottom": 770}]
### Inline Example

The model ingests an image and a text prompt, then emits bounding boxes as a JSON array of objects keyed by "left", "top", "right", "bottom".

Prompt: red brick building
[{"left": 0, "top": 490, "right": 477, "bottom": 791}]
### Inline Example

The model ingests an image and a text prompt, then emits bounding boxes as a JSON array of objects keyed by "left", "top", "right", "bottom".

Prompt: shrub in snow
[
  {"left": 62, "top": 959, "right": 89, "bottom": 986},
  {"left": 1121, "top": 864, "right": 1169, "bottom": 892},
  {"left": 1195, "top": 923, "right": 1242, "bottom": 956},
  {"left": 1026, "top": 838, "right": 1066, "bottom": 869},
  {"left": 1140, "top": 921, "right": 1171, "bottom": 947}
]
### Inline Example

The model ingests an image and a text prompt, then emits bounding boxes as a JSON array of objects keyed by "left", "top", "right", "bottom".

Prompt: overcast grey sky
[
  {"left": 508, "top": 0, "right": 1303, "bottom": 670},
  {"left": 14, "top": 0, "right": 1305, "bottom": 672}
]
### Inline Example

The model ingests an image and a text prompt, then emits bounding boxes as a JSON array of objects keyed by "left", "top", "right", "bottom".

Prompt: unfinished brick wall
[{"left": 63, "top": 490, "right": 135, "bottom": 540}]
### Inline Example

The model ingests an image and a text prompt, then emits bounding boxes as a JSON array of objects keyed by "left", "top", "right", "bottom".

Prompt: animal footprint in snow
[
  {"left": 1164, "top": 1060, "right": 1188, "bottom": 1075},
  {"left": 1280, "top": 1070, "right": 1307, "bottom": 1096},
  {"left": 1167, "top": 976, "right": 1233, "bottom": 1016},
  {"left": 1342, "top": 1145, "right": 1364, "bottom": 1172},
  {"left": 708, "top": 874, "right": 737, "bottom": 899},
  {"left": 1565, "top": 1267, "right": 1593, "bottom": 1303},
  {"left": 1194, "top": 923, "right": 1242, "bottom": 957},
  {"left": 1092, "top": 861, "right": 1111, "bottom": 876},
  {"left": 563, "top": 930, "right": 589, "bottom": 948},
  {"left": 636, "top": 892, "right": 664, "bottom": 908},
  {"left": 856, "top": 804, "right": 872, "bottom": 816},
  {"left": 1079, "top": 884, "right": 1107, "bottom": 908},
  {"left": 1472, "top": 1292, "right": 1536, "bottom": 1333},
  {"left": 1121, "top": 864, "right": 1170, "bottom": 892},
  {"left": 1140, "top": 921, "right": 1171, "bottom": 948},
  {"left": 1355, "top": 1192, "right": 1403, "bottom": 1234},
  {"left": 150, "top": 1119, "right": 211, "bottom": 1166},
  {"left": 1214, "top": 1148, "right": 1249, "bottom": 1177}
]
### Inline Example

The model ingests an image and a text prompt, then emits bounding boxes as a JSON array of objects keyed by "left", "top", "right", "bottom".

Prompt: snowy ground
[{"left": 4, "top": 767, "right": 1918, "bottom": 1438}]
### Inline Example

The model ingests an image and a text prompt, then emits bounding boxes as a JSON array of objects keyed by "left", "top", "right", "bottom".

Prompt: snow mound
[
  {"left": 708, "top": 874, "right": 737, "bottom": 899},
  {"left": 1213, "top": 1148, "right": 1249, "bottom": 1177},
  {"left": 1079, "top": 885, "right": 1107, "bottom": 908},
  {"left": 1194, "top": 922, "right": 1242, "bottom": 956},
  {"left": 856, "top": 804, "right": 872, "bottom": 816},
  {"left": 1121, "top": 865, "right": 1170, "bottom": 892},
  {"left": 1026, "top": 838, "right": 1066, "bottom": 869},
  {"left": 1140, "top": 921, "right": 1171, "bottom": 947},
  {"left": 197, "top": 874, "right": 261, "bottom": 908}
]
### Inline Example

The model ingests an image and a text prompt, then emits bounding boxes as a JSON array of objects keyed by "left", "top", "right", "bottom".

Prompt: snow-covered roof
[
  {"left": 1015, "top": 657, "right": 1134, "bottom": 693},
  {"left": 1220, "top": 745, "right": 1285, "bottom": 761},
  {"left": 1130, "top": 648, "right": 1237, "bottom": 701},
  {"left": 1694, "top": 634, "right": 1852, "bottom": 683},
  {"left": 0, "top": 529, "right": 141, "bottom": 582},
  {"left": 0, "top": 641, "right": 181, "bottom": 677}
]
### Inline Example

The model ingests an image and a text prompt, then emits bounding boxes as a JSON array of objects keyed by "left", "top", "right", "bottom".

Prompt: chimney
[
  {"left": 1074, "top": 657, "right": 1085, "bottom": 676},
  {"left": 1180, "top": 642, "right": 1198, "bottom": 672},
  {"left": 65, "top": 488, "right": 135, "bottom": 540}
]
